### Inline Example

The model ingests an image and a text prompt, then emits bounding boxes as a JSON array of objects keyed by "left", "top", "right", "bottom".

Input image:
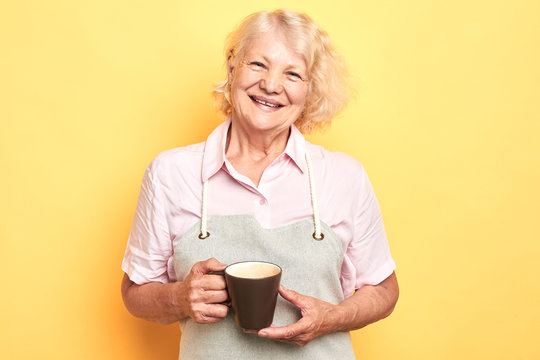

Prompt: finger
[
  {"left": 186, "top": 279, "right": 228, "bottom": 303},
  {"left": 257, "top": 324, "right": 276, "bottom": 332},
  {"left": 191, "top": 274, "right": 226, "bottom": 292},
  {"left": 262, "top": 331, "right": 310, "bottom": 347},
  {"left": 198, "top": 303, "right": 229, "bottom": 320},
  {"left": 204, "top": 274, "right": 227, "bottom": 290},
  {"left": 190, "top": 287, "right": 229, "bottom": 304},
  {"left": 190, "top": 301, "right": 228, "bottom": 323},
  {"left": 192, "top": 258, "right": 228, "bottom": 274},
  {"left": 193, "top": 314, "right": 226, "bottom": 324},
  {"left": 258, "top": 320, "right": 305, "bottom": 340},
  {"left": 279, "top": 285, "right": 309, "bottom": 308},
  {"left": 204, "top": 289, "right": 229, "bottom": 304},
  {"left": 198, "top": 316, "right": 223, "bottom": 324}
]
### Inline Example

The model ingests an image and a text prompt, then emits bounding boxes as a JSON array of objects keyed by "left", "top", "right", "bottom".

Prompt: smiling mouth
[{"left": 249, "top": 96, "right": 283, "bottom": 108}]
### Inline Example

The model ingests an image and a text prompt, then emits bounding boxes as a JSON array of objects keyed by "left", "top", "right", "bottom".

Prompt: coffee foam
[{"left": 226, "top": 262, "right": 281, "bottom": 279}]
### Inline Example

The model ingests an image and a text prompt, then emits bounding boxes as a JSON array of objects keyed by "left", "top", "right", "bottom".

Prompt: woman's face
[{"left": 229, "top": 30, "right": 309, "bottom": 135}]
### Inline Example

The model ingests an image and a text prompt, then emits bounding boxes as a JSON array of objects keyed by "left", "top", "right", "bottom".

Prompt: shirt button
[{"left": 259, "top": 198, "right": 267, "bottom": 205}]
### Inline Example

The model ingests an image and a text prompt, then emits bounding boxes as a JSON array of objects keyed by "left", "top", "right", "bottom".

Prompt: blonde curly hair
[{"left": 213, "top": 9, "right": 350, "bottom": 133}]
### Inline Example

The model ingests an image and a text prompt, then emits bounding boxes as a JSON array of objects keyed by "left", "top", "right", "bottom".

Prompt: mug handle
[{"left": 208, "top": 270, "right": 231, "bottom": 307}]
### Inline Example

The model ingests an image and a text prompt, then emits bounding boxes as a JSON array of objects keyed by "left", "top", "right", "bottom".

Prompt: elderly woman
[{"left": 121, "top": 9, "right": 399, "bottom": 359}]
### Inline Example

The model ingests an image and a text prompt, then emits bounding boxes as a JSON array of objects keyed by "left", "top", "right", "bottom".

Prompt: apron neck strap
[
  {"left": 198, "top": 180, "right": 210, "bottom": 239},
  {"left": 305, "top": 148, "right": 324, "bottom": 240},
  {"left": 199, "top": 147, "right": 323, "bottom": 241}
]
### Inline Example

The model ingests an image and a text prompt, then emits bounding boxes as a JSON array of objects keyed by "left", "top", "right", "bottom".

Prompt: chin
[{"left": 250, "top": 119, "right": 292, "bottom": 133}]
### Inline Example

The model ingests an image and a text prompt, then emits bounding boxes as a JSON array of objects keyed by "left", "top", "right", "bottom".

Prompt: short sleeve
[
  {"left": 348, "top": 165, "right": 396, "bottom": 289},
  {"left": 121, "top": 160, "right": 172, "bottom": 284}
]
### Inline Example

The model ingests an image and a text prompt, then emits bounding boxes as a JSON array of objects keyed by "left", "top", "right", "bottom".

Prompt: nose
[{"left": 260, "top": 70, "right": 283, "bottom": 94}]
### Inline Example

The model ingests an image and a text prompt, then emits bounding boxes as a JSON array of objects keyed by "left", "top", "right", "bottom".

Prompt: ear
[{"left": 227, "top": 51, "right": 234, "bottom": 78}]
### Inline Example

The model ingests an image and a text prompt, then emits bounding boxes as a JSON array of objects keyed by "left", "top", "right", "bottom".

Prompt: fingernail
[{"left": 259, "top": 330, "right": 268, "bottom": 337}]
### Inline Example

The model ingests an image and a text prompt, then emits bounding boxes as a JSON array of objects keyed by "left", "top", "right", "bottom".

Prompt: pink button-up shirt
[{"left": 122, "top": 119, "right": 395, "bottom": 298}]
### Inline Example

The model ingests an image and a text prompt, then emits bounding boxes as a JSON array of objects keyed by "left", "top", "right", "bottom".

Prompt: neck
[
  {"left": 226, "top": 120, "right": 290, "bottom": 162},
  {"left": 225, "top": 119, "right": 291, "bottom": 186}
]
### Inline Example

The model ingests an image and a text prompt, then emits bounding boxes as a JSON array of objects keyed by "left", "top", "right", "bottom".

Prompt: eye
[
  {"left": 286, "top": 71, "right": 304, "bottom": 81},
  {"left": 247, "top": 61, "right": 266, "bottom": 70}
]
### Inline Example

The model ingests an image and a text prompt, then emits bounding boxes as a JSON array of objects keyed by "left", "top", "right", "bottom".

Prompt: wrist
[
  {"left": 317, "top": 302, "right": 348, "bottom": 335},
  {"left": 168, "top": 281, "right": 188, "bottom": 320},
  {"left": 330, "top": 302, "right": 356, "bottom": 332}
]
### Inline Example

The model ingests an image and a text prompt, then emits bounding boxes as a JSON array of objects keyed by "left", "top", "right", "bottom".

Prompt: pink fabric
[{"left": 122, "top": 119, "right": 395, "bottom": 298}]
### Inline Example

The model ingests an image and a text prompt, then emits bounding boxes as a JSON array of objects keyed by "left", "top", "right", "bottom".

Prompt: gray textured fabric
[{"left": 173, "top": 215, "right": 356, "bottom": 359}]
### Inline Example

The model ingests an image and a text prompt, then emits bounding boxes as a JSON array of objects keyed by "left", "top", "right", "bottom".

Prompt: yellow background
[{"left": 1, "top": 0, "right": 539, "bottom": 359}]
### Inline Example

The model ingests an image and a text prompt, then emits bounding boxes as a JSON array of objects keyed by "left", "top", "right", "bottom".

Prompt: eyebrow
[{"left": 248, "top": 54, "right": 306, "bottom": 73}]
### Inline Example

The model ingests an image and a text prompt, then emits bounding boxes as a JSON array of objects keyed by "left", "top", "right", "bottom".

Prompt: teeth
[{"left": 252, "top": 97, "right": 280, "bottom": 108}]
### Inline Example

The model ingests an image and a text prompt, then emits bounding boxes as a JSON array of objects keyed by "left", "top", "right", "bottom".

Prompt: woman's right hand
[{"left": 177, "top": 258, "right": 229, "bottom": 324}]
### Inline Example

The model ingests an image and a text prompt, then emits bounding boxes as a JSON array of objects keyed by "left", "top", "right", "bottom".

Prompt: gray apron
[{"left": 173, "top": 149, "right": 356, "bottom": 359}]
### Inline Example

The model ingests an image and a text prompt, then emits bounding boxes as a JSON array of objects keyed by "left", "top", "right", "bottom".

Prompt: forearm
[
  {"left": 257, "top": 272, "right": 398, "bottom": 346},
  {"left": 332, "top": 272, "right": 399, "bottom": 332},
  {"left": 121, "top": 273, "right": 188, "bottom": 324}
]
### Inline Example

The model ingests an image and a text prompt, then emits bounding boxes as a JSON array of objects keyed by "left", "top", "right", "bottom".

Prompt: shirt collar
[
  {"left": 284, "top": 124, "right": 307, "bottom": 174},
  {"left": 201, "top": 118, "right": 306, "bottom": 182},
  {"left": 201, "top": 119, "right": 230, "bottom": 182}
]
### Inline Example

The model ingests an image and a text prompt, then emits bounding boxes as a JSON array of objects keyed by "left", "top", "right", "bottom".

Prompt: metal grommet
[
  {"left": 198, "top": 232, "right": 210, "bottom": 239},
  {"left": 312, "top": 232, "right": 324, "bottom": 241}
]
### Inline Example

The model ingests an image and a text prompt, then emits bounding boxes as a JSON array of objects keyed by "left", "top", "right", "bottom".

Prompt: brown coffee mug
[{"left": 224, "top": 261, "right": 282, "bottom": 331}]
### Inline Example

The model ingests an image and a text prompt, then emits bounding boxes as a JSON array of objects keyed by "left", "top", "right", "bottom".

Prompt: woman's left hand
[
  {"left": 256, "top": 272, "right": 399, "bottom": 347},
  {"left": 256, "top": 285, "right": 341, "bottom": 347}
]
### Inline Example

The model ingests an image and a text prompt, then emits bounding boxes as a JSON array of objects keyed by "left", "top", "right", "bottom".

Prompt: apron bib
[{"left": 172, "top": 149, "right": 356, "bottom": 359}]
